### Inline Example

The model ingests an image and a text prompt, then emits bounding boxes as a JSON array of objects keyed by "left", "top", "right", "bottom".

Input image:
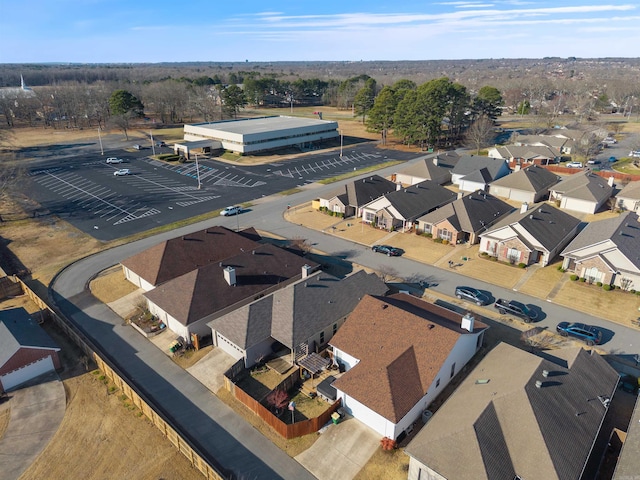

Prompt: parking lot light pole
[
  {"left": 340, "top": 130, "right": 343, "bottom": 158},
  {"left": 150, "top": 131, "right": 156, "bottom": 156},
  {"left": 195, "top": 154, "right": 202, "bottom": 189},
  {"left": 98, "top": 127, "right": 104, "bottom": 155}
]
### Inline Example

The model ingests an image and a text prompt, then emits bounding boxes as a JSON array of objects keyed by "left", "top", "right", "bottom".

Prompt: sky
[{"left": 1, "top": 1, "right": 639, "bottom": 63}]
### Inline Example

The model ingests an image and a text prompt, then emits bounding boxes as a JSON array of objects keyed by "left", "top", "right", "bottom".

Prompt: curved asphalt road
[{"left": 50, "top": 160, "right": 640, "bottom": 479}]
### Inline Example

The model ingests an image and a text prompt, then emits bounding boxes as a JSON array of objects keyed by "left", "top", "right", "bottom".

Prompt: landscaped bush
[
  {"left": 481, "top": 251, "right": 489, "bottom": 257},
  {"left": 518, "top": 263, "right": 527, "bottom": 269},
  {"left": 433, "top": 238, "right": 443, "bottom": 243},
  {"left": 442, "top": 239, "right": 449, "bottom": 245},
  {"left": 579, "top": 277, "right": 586, "bottom": 282},
  {"left": 603, "top": 284, "right": 612, "bottom": 291},
  {"left": 630, "top": 289, "right": 636, "bottom": 294},
  {"left": 570, "top": 274, "right": 579, "bottom": 281},
  {"left": 597, "top": 282, "right": 603, "bottom": 287}
]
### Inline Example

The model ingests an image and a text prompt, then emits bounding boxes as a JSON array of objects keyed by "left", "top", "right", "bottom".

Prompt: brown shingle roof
[
  {"left": 121, "top": 226, "right": 261, "bottom": 286},
  {"left": 144, "top": 243, "right": 318, "bottom": 325},
  {"left": 330, "top": 294, "right": 487, "bottom": 423}
]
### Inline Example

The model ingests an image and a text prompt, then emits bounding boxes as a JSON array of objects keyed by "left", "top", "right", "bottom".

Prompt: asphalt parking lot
[{"left": 25, "top": 145, "right": 419, "bottom": 241}]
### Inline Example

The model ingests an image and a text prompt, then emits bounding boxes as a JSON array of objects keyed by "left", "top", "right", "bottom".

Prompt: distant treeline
[{"left": 1, "top": 59, "right": 639, "bottom": 150}]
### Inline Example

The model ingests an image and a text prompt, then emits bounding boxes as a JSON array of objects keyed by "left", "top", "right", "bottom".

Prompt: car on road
[
  {"left": 602, "top": 137, "right": 617, "bottom": 145},
  {"left": 113, "top": 168, "right": 131, "bottom": 176},
  {"left": 566, "top": 161, "right": 583, "bottom": 168},
  {"left": 587, "top": 159, "right": 601, "bottom": 165},
  {"left": 629, "top": 150, "right": 640, "bottom": 158},
  {"left": 609, "top": 156, "right": 617, "bottom": 163},
  {"left": 494, "top": 298, "right": 538, "bottom": 322},
  {"left": 455, "top": 286, "right": 490, "bottom": 306},
  {"left": 556, "top": 322, "right": 602, "bottom": 346},
  {"left": 371, "top": 244, "right": 402, "bottom": 256},
  {"left": 155, "top": 141, "right": 167, "bottom": 147},
  {"left": 220, "top": 205, "right": 242, "bottom": 216},
  {"left": 106, "top": 157, "right": 123, "bottom": 164},
  {"left": 133, "top": 144, "right": 143, "bottom": 150}
]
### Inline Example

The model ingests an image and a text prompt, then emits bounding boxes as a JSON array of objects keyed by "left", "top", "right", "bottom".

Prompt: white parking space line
[{"left": 32, "top": 171, "right": 157, "bottom": 224}]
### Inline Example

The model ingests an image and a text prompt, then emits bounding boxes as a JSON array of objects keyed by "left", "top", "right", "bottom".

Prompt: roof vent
[
  {"left": 382, "top": 304, "right": 388, "bottom": 309},
  {"left": 529, "top": 214, "right": 534, "bottom": 220},
  {"left": 535, "top": 380, "right": 543, "bottom": 388},
  {"left": 542, "top": 369, "right": 549, "bottom": 377},
  {"left": 428, "top": 324, "right": 435, "bottom": 329}
]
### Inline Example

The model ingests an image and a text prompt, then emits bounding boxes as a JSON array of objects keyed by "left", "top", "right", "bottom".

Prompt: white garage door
[
  {"left": 215, "top": 332, "right": 244, "bottom": 361},
  {"left": 1, "top": 355, "right": 54, "bottom": 391}
]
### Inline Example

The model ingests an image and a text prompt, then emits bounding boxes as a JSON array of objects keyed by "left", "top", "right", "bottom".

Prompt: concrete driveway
[
  {"left": 295, "top": 415, "right": 379, "bottom": 480},
  {"left": 187, "top": 348, "right": 238, "bottom": 394},
  {"left": 0, "top": 372, "right": 66, "bottom": 480}
]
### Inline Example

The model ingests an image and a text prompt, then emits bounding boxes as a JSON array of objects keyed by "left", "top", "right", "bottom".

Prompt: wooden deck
[{"left": 299, "top": 367, "right": 341, "bottom": 397}]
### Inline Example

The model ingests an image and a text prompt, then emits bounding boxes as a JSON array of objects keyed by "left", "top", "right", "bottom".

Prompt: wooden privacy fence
[
  {"left": 225, "top": 366, "right": 341, "bottom": 439},
  {"left": 234, "top": 385, "right": 341, "bottom": 439},
  {"left": 16, "top": 277, "right": 227, "bottom": 480}
]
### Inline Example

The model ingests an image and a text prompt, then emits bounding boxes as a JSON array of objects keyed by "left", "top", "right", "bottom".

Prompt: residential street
[{"left": 50, "top": 159, "right": 640, "bottom": 480}]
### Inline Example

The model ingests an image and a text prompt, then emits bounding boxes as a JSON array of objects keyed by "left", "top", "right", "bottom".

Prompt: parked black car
[
  {"left": 494, "top": 298, "right": 538, "bottom": 322},
  {"left": 455, "top": 286, "right": 490, "bottom": 306},
  {"left": 372, "top": 245, "right": 402, "bottom": 256},
  {"left": 556, "top": 322, "right": 602, "bottom": 346}
]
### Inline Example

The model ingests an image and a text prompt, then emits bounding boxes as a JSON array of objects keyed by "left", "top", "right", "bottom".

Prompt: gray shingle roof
[
  {"left": 209, "top": 270, "right": 387, "bottom": 349},
  {"left": 0, "top": 308, "right": 60, "bottom": 367},
  {"left": 551, "top": 171, "right": 614, "bottom": 203},
  {"left": 405, "top": 342, "right": 618, "bottom": 480},
  {"left": 345, "top": 175, "right": 397, "bottom": 207},
  {"left": 396, "top": 155, "right": 456, "bottom": 183},
  {"left": 561, "top": 211, "right": 640, "bottom": 269},
  {"left": 617, "top": 180, "right": 640, "bottom": 201},
  {"left": 452, "top": 155, "right": 508, "bottom": 179},
  {"left": 418, "top": 191, "right": 513, "bottom": 234},
  {"left": 483, "top": 203, "right": 580, "bottom": 251},
  {"left": 490, "top": 165, "right": 560, "bottom": 193},
  {"left": 383, "top": 180, "right": 457, "bottom": 221}
]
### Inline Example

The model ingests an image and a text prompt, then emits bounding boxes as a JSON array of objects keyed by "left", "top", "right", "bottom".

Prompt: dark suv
[
  {"left": 455, "top": 286, "right": 490, "bottom": 306},
  {"left": 372, "top": 245, "right": 402, "bottom": 256},
  {"left": 556, "top": 322, "right": 602, "bottom": 346}
]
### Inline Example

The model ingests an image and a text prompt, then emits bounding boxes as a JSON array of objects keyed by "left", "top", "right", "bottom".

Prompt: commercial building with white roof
[{"left": 178, "top": 115, "right": 339, "bottom": 155}]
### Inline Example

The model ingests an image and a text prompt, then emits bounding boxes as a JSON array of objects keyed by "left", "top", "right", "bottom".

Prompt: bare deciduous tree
[{"left": 464, "top": 116, "right": 495, "bottom": 153}]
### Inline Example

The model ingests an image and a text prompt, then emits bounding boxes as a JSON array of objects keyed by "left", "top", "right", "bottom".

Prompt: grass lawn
[
  {"left": 453, "top": 247, "right": 527, "bottom": 289},
  {"left": 289, "top": 391, "right": 332, "bottom": 419},
  {"left": 518, "top": 261, "right": 565, "bottom": 298},
  {"left": 89, "top": 266, "right": 140, "bottom": 303},
  {"left": 354, "top": 448, "right": 409, "bottom": 480},
  {"left": 552, "top": 280, "right": 640, "bottom": 325},
  {"left": 391, "top": 233, "right": 455, "bottom": 265}
]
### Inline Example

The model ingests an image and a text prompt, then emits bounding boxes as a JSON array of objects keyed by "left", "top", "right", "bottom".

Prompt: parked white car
[
  {"left": 113, "top": 168, "right": 131, "bottom": 176},
  {"left": 602, "top": 137, "right": 617, "bottom": 145},
  {"left": 106, "top": 157, "right": 123, "bottom": 164},
  {"left": 566, "top": 161, "right": 583, "bottom": 168},
  {"left": 630, "top": 151, "right": 640, "bottom": 158}
]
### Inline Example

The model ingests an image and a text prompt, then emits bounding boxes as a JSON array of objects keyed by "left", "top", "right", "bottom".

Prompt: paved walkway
[
  {"left": 512, "top": 264, "right": 541, "bottom": 291},
  {"left": 0, "top": 373, "right": 66, "bottom": 480}
]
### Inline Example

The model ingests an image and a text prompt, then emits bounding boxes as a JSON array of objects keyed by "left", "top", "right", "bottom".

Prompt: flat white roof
[{"left": 187, "top": 116, "right": 336, "bottom": 135}]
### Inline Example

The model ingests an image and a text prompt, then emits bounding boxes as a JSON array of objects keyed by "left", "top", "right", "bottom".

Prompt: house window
[
  {"left": 450, "top": 363, "right": 456, "bottom": 378},
  {"left": 507, "top": 248, "right": 520, "bottom": 264},
  {"left": 477, "top": 333, "right": 483, "bottom": 349},
  {"left": 333, "top": 323, "right": 338, "bottom": 335},
  {"left": 364, "top": 211, "right": 375, "bottom": 222},
  {"left": 439, "top": 228, "right": 452, "bottom": 241},
  {"left": 584, "top": 267, "right": 602, "bottom": 284},
  {"left": 423, "top": 224, "right": 432, "bottom": 234},
  {"left": 320, "top": 331, "right": 325, "bottom": 344},
  {"left": 436, "top": 378, "right": 440, "bottom": 388}
]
